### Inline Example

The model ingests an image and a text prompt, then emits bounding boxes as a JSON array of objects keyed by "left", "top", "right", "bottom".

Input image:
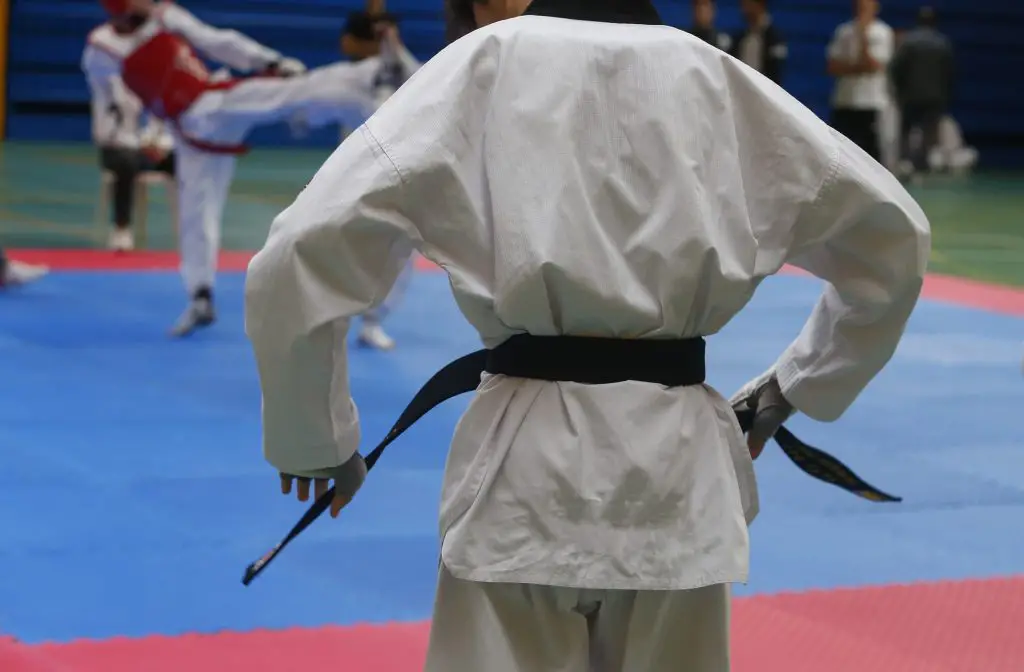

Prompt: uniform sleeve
[
  {"left": 82, "top": 42, "right": 120, "bottom": 106},
  {"left": 775, "top": 130, "right": 931, "bottom": 422},
  {"left": 82, "top": 42, "right": 124, "bottom": 145},
  {"left": 160, "top": 4, "right": 281, "bottom": 73},
  {"left": 244, "top": 126, "right": 418, "bottom": 475}
]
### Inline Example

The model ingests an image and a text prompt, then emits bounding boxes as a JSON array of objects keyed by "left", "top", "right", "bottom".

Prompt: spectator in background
[
  {"left": 340, "top": 9, "right": 398, "bottom": 62},
  {"left": 889, "top": 6, "right": 954, "bottom": 180},
  {"left": 689, "top": 0, "right": 731, "bottom": 53},
  {"left": 826, "top": 0, "right": 894, "bottom": 163},
  {"left": 733, "top": 0, "right": 787, "bottom": 86}
]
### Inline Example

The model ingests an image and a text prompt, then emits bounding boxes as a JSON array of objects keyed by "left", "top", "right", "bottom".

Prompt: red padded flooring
[{"left": 2, "top": 576, "right": 1021, "bottom": 671}]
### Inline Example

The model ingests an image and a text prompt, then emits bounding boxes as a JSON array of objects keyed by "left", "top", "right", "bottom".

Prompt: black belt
[{"left": 242, "top": 335, "right": 900, "bottom": 586}]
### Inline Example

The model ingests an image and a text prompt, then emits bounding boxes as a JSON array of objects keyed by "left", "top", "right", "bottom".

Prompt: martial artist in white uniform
[
  {"left": 82, "top": 0, "right": 410, "bottom": 336},
  {"left": 244, "top": 0, "right": 932, "bottom": 669}
]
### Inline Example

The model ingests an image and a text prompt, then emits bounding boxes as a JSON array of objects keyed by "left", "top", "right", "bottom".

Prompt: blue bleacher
[{"left": 5, "top": 0, "right": 1023, "bottom": 166}]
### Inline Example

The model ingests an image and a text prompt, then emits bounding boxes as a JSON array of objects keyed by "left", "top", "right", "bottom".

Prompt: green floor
[{"left": 2, "top": 141, "right": 1022, "bottom": 286}]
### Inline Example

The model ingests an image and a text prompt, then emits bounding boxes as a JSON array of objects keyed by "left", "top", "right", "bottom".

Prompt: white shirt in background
[
  {"left": 828, "top": 19, "right": 894, "bottom": 110},
  {"left": 245, "top": 18, "right": 930, "bottom": 591}
]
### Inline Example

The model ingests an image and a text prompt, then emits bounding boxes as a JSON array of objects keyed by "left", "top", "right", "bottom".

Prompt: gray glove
[
  {"left": 280, "top": 452, "right": 367, "bottom": 517},
  {"left": 275, "top": 57, "right": 307, "bottom": 77},
  {"left": 730, "top": 373, "right": 795, "bottom": 459}
]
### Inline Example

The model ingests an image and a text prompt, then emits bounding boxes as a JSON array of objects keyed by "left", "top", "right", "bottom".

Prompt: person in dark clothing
[
  {"left": 99, "top": 143, "right": 176, "bottom": 249},
  {"left": 889, "top": 6, "right": 954, "bottom": 177},
  {"left": 340, "top": 8, "right": 398, "bottom": 61},
  {"left": 688, "top": 0, "right": 731, "bottom": 53},
  {"left": 732, "top": 0, "right": 787, "bottom": 86}
]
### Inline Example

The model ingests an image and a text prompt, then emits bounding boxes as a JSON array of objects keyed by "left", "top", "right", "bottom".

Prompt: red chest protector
[{"left": 121, "top": 31, "right": 211, "bottom": 120}]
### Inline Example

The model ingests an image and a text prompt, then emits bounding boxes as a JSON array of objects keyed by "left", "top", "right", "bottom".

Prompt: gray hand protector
[
  {"left": 731, "top": 374, "right": 796, "bottom": 450},
  {"left": 284, "top": 452, "right": 368, "bottom": 502}
]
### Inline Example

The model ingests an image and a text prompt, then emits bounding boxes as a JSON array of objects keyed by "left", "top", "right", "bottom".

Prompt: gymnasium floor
[{"left": 0, "top": 142, "right": 1023, "bottom": 671}]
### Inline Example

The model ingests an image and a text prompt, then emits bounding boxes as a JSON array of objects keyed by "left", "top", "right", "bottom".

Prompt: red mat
[
  {"left": 5, "top": 250, "right": 439, "bottom": 274},
  {"left": 9, "top": 249, "right": 1024, "bottom": 316},
  {"left": 3, "top": 577, "right": 1021, "bottom": 671}
]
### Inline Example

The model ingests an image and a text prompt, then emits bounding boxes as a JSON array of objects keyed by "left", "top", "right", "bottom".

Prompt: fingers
[
  {"left": 331, "top": 490, "right": 351, "bottom": 519},
  {"left": 296, "top": 477, "right": 311, "bottom": 502},
  {"left": 747, "top": 413, "right": 778, "bottom": 460},
  {"left": 747, "top": 434, "right": 767, "bottom": 460},
  {"left": 280, "top": 474, "right": 333, "bottom": 503}
]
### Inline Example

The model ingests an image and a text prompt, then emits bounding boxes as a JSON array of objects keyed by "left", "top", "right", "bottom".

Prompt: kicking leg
[{"left": 181, "top": 60, "right": 385, "bottom": 145}]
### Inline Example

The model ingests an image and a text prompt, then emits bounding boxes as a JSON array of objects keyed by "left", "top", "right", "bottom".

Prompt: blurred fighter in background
[
  {"left": 83, "top": 0, "right": 410, "bottom": 336},
  {"left": 245, "top": 0, "right": 931, "bottom": 669}
]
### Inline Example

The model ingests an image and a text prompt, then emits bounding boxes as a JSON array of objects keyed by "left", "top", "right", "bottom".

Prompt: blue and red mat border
[{"left": 1, "top": 249, "right": 1021, "bottom": 671}]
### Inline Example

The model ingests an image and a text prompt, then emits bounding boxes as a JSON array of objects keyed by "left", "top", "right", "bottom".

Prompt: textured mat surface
[{"left": 0, "top": 250, "right": 1021, "bottom": 669}]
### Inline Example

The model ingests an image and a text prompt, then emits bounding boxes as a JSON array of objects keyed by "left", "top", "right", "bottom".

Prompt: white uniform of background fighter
[
  {"left": 245, "top": 0, "right": 932, "bottom": 669},
  {"left": 83, "top": 0, "right": 407, "bottom": 336}
]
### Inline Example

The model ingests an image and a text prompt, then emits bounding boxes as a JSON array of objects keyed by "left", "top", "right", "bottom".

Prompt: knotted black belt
[{"left": 243, "top": 334, "right": 900, "bottom": 586}]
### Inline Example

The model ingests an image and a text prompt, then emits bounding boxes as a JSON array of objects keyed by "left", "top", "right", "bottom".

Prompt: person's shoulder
[
  {"left": 469, "top": 16, "right": 696, "bottom": 56},
  {"left": 872, "top": 20, "right": 894, "bottom": 37}
]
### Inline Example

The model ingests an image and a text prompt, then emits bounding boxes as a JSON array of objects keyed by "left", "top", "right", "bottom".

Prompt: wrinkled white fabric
[{"left": 246, "top": 16, "right": 931, "bottom": 591}]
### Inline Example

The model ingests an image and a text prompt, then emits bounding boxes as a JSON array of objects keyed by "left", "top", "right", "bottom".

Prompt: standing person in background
[
  {"left": 826, "top": 0, "right": 894, "bottom": 162},
  {"left": 688, "top": 0, "right": 731, "bottom": 53},
  {"left": 84, "top": 42, "right": 176, "bottom": 252},
  {"left": 889, "top": 6, "right": 954, "bottom": 181},
  {"left": 732, "top": 0, "right": 786, "bottom": 86}
]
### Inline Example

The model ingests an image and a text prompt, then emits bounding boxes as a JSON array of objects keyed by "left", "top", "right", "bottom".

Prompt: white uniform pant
[
  {"left": 425, "top": 565, "right": 731, "bottom": 672},
  {"left": 174, "top": 62, "right": 379, "bottom": 294}
]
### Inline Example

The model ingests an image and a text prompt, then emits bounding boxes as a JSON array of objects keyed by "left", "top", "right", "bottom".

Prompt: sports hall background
[{"left": 1, "top": 1, "right": 1022, "bottom": 670}]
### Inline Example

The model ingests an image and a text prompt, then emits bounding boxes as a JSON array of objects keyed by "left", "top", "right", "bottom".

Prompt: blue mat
[{"left": 0, "top": 270, "right": 1021, "bottom": 643}]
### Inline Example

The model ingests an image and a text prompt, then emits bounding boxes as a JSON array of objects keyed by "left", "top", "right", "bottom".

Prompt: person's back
[
  {"left": 245, "top": 1, "right": 930, "bottom": 669},
  {"left": 891, "top": 24, "right": 953, "bottom": 108},
  {"left": 386, "top": 6, "right": 927, "bottom": 596}
]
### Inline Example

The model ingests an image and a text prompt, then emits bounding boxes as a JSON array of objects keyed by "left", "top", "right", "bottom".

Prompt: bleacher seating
[{"left": 5, "top": 0, "right": 1024, "bottom": 166}]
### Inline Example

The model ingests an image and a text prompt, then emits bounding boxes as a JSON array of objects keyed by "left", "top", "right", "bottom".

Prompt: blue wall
[{"left": 5, "top": 0, "right": 1024, "bottom": 166}]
